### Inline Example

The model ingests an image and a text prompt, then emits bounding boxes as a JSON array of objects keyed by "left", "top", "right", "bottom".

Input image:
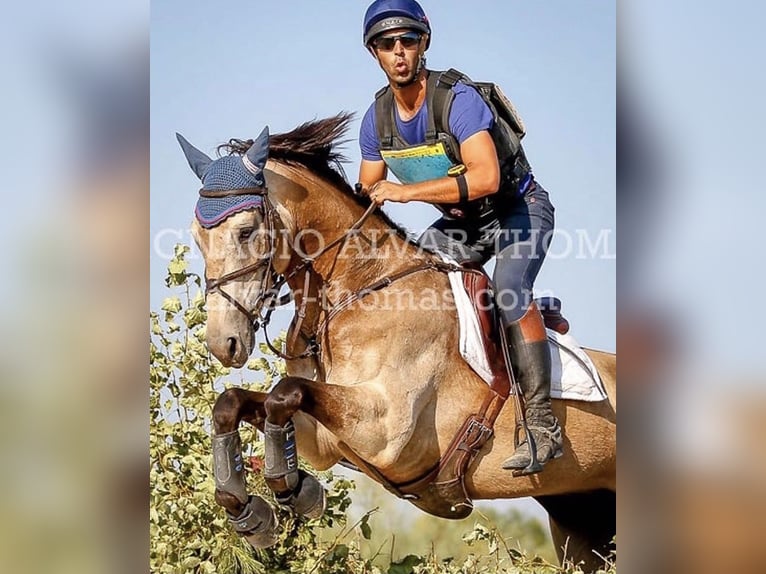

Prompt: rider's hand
[{"left": 368, "top": 180, "right": 409, "bottom": 205}]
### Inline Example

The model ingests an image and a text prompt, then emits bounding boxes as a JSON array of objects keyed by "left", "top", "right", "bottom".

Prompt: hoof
[
  {"left": 229, "top": 495, "right": 279, "bottom": 549},
  {"left": 292, "top": 471, "right": 326, "bottom": 520}
]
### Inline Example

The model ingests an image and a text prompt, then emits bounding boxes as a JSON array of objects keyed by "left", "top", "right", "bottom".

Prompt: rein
[
  {"left": 259, "top": 204, "right": 475, "bottom": 361},
  {"left": 201, "top": 183, "right": 477, "bottom": 361}
]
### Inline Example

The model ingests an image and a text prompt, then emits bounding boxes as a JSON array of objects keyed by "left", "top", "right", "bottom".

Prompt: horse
[{"left": 178, "top": 113, "right": 616, "bottom": 571}]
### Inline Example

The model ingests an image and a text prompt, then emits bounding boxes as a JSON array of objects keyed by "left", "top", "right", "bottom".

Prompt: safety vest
[{"left": 374, "top": 68, "right": 532, "bottom": 219}]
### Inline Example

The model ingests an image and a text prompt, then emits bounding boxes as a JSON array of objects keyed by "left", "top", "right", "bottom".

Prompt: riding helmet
[{"left": 363, "top": 0, "right": 431, "bottom": 48}]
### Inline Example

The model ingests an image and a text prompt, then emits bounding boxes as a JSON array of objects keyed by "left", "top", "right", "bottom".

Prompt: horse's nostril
[{"left": 227, "top": 337, "right": 238, "bottom": 358}]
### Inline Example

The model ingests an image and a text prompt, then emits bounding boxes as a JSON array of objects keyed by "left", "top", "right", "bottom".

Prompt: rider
[{"left": 357, "top": 0, "right": 562, "bottom": 474}]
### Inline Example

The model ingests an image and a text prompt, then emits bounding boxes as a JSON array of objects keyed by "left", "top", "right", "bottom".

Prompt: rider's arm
[
  {"left": 368, "top": 130, "right": 500, "bottom": 204},
  {"left": 404, "top": 130, "right": 500, "bottom": 203},
  {"left": 402, "top": 81, "right": 500, "bottom": 203},
  {"left": 357, "top": 103, "right": 389, "bottom": 195},
  {"left": 358, "top": 158, "right": 388, "bottom": 195}
]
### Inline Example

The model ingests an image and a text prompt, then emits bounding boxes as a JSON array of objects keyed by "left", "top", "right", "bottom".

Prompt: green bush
[{"left": 150, "top": 244, "right": 615, "bottom": 574}]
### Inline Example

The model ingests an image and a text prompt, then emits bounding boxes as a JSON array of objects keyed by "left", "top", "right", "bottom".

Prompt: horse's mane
[{"left": 218, "top": 112, "right": 417, "bottom": 244}]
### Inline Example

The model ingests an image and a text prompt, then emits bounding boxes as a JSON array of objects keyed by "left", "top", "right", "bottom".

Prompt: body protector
[{"left": 374, "top": 68, "right": 531, "bottom": 219}]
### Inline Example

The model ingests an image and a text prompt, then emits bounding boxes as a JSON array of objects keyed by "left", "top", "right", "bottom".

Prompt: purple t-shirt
[{"left": 359, "top": 81, "right": 494, "bottom": 161}]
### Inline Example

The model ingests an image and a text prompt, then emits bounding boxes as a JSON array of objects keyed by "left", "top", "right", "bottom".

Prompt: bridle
[
  {"left": 200, "top": 183, "right": 473, "bottom": 362},
  {"left": 200, "top": 184, "right": 386, "bottom": 360},
  {"left": 200, "top": 186, "right": 282, "bottom": 330}
]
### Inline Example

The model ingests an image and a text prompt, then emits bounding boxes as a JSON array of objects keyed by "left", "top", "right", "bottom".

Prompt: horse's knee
[
  {"left": 264, "top": 377, "right": 305, "bottom": 425},
  {"left": 213, "top": 387, "right": 244, "bottom": 432}
]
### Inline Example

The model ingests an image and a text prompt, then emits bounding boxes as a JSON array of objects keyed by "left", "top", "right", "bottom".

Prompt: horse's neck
[
  {"left": 314, "top": 212, "right": 429, "bottom": 297},
  {"left": 272, "top": 162, "right": 431, "bottom": 295}
]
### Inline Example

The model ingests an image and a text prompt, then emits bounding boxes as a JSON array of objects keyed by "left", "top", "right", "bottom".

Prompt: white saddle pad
[{"left": 447, "top": 269, "right": 607, "bottom": 402}]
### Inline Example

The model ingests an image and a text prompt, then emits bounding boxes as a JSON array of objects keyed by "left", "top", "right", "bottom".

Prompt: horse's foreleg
[
  {"left": 212, "top": 387, "right": 269, "bottom": 511},
  {"left": 211, "top": 387, "right": 279, "bottom": 548},
  {"left": 261, "top": 376, "right": 331, "bottom": 519},
  {"left": 212, "top": 386, "right": 269, "bottom": 434}
]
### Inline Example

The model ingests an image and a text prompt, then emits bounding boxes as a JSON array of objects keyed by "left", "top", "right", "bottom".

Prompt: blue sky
[{"left": 151, "top": 1, "right": 616, "bottom": 350}]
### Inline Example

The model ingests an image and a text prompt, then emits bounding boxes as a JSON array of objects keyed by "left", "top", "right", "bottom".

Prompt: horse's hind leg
[
  {"left": 535, "top": 489, "right": 616, "bottom": 573},
  {"left": 211, "top": 387, "right": 279, "bottom": 548}
]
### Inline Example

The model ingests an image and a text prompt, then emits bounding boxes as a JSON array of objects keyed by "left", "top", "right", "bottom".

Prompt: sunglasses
[{"left": 372, "top": 32, "right": 422, "bottom": 52}]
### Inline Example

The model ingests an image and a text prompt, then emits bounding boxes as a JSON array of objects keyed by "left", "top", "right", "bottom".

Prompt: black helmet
[{"left": 363, "top": 0, "right": 431, "bottom": 49}]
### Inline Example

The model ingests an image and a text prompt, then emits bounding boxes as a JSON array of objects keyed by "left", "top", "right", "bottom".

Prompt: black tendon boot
[{"left": 501, "top": 303, "right": 563, "bottom": 473}]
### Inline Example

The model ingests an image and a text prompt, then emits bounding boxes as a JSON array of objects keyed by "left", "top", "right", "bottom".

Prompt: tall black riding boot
[{"left": 501, "top": 303, "right": 563, "bottom": 473}]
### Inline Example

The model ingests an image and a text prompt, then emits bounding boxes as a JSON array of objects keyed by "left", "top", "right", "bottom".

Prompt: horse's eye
[{"left": 238, "top": 227, "right": 255, "bottom": 242}]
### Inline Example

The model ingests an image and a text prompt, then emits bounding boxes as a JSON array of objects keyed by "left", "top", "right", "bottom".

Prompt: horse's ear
[
  {"left": 176, "top": 133, "right": 212, "bottom": 181},
  {"left": 244, "top": 126, "right": 269, "bottom": 176}
]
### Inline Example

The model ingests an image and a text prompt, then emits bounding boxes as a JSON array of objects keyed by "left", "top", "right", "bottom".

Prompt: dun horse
[{"left": 178, "top": 114, "right": 616, "bottom": 571}]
